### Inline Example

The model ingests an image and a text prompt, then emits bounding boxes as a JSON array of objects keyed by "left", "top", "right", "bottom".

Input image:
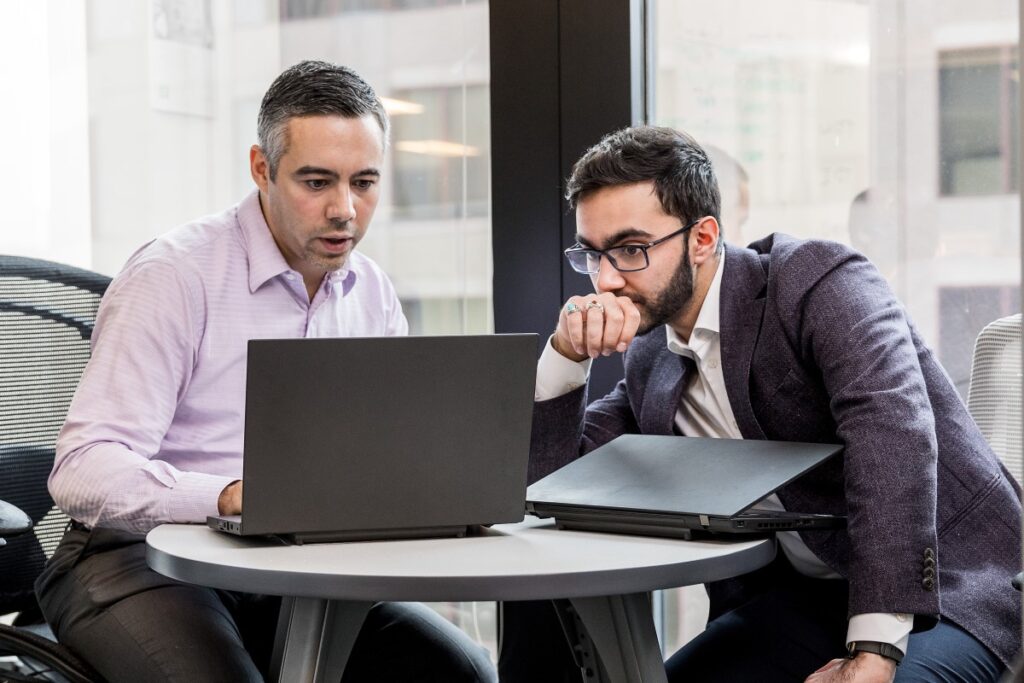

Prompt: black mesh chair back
[{"left": 0, "top": 255, "right": 110, "bottom": 616}]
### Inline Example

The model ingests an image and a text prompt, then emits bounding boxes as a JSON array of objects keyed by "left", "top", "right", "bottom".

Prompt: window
[
  {"left": 939, "top": 47, "right": 1019, "bottom": 196},
  {"left": 280, "top": 0, "right": 484, "bottom": 20},
  {"left": 0, "top": 0, "right": 495, "bottom": 657},
  {"left": 391, "top": 85, "right": 490, "bottom": 221},
  {"left": 939, "top": 285, "right": 1021, "bottom": 396},
  {"left": 0, "top": 0, "right": 492, "bottom": 337},
  {"left": 650, "top": 0, "right": 1019, "bottom": 653}
]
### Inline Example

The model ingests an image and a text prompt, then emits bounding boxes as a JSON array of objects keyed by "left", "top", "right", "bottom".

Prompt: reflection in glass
[
  {"left": 939, "top": 47, "right": 1019, "bottom": 197},
  {"left": 0, "top": 0, "right": 496, "bottom": 658},
  {"left": 651, "top": 0, "right": 1019, "bottom": 655}
]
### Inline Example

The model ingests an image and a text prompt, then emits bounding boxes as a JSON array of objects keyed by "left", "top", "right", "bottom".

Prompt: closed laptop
[{"left": 526, "top": 434, "right": 844, "bottom": 538}]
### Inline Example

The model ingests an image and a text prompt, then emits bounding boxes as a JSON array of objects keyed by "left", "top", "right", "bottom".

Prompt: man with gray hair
[{"left": 36, "top": 60, "right": 496, "bottom": 682}]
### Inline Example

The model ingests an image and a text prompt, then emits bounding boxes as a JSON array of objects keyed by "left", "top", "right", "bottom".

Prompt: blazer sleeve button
[{"left": 923, "top": 577, "right": 935, "bottom": 591}]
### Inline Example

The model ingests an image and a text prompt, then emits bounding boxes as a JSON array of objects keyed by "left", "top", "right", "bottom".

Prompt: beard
[
  {"left": 626, "top": 250, "right": 695, "bottom": 335},
  {"left": 303, "top": 219, "right": 358, "bottom": 271}
]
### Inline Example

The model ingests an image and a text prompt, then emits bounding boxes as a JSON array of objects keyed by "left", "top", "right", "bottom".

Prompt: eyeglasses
[{"left": 563, "top": 219, "right": 700, "bottom": 275}]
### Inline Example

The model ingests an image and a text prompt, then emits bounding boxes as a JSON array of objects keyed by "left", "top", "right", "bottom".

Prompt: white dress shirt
[{"left": 536, "top": 251, "right": 912, "bottom": 654}]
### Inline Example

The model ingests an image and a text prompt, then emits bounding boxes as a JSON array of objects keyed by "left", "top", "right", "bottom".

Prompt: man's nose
[
  {"left": 326, "top": 187, "right": 356, "bottom": 223},
  {"left": 593, "top": 255, "right": 625, "bottom": 293}
]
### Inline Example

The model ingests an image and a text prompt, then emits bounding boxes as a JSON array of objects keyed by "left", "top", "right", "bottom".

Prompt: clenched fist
[{"left": 552, "top": 292, "right": 642, "bottom": 361}]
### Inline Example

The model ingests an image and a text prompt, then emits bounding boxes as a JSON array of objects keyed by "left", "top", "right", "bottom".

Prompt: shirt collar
[
  {"left": 666, "top": 250, "right": 726, "bottom": 358},
  {"left": 238, "top": 189, "right": 355, "bottom": 294}
]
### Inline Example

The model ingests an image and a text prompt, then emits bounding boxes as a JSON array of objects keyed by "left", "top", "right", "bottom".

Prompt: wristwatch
[{"left": 847, "top": 640, "right": 904, "bottom": 665}]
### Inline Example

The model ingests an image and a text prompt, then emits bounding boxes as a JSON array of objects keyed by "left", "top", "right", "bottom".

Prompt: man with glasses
[{"left": 528, "top": 126, "right": 1020, "bottom": 682}]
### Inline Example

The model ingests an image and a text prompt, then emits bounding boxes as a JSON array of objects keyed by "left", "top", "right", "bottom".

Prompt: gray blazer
[{"left": 530, "top": 234, "right": 1022, "bottom": 666}]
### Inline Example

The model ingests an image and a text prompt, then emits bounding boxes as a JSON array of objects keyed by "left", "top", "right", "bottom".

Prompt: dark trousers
[
  {"left": 666, "top": 572, "right": 1005, "bottom": 682},
  {"left": 35, "top": 527, "right": 496, "bottom": 683},
  {"left": 500, "top": 565, "right": 1006, "bottom": 683}
]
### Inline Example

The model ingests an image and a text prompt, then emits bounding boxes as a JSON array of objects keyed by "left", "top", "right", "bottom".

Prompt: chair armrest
[{"left": 0, "top": 499, "right": 32, "bottom": 538}]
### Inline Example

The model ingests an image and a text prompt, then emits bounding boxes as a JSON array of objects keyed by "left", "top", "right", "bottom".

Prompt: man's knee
[
  {"left": 894, "top": 621, "right": 1006, "bottom": 683},
  {"left": 60, "top": 583, "right": 264, "bottom": 683},
  {"left": 40, "top": 552, "right": 265, "bottom": 683},
  {"left": 349, "top": 601, "right": 496, "bottom": 682}
]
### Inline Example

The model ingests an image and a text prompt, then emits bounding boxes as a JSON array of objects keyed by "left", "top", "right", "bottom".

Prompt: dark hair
[
  {"left": 257, "top": 60, "right": 389, "bottom": 180},
  {"left": 566, "top": 126, "right": 723, "bottom": 243}
]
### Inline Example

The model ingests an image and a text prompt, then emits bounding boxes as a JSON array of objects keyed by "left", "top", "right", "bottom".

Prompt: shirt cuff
[
  {"left": 165, "top": 472, "right": 239, "bottom": 524},
  {"left": 846, "top": 613, "right": 914, "bottom": 655},
  {"left": 535, "top": 335, "right": 592, "bottom": 401}
]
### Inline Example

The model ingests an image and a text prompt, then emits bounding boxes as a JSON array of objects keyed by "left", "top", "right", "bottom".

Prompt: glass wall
[
  {"left": 650, "top": 0, "right": 1020, "bottom": 653},
  {"left": 0, "top": 0, "right": 495, "bottom": 657},
  {"left": 0, "top": 0, "right": 492, "bottom": 337}
]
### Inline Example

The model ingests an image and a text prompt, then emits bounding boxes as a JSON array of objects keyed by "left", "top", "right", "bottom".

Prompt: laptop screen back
[
  {"left": 526, "top": 434, "right": 842, "bottom": 517},
  {"left": 241, "top": 334, "right": 538, "bottom": 537}
]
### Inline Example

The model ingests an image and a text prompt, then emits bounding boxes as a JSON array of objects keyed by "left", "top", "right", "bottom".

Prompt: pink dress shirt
[{"left": 50, "top": 190, "right": 408, "bottom": 533}]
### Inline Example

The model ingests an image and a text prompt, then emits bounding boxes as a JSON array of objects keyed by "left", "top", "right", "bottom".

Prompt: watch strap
[{"left": 847, "top": 640, "right": 904, "bottom": 665}]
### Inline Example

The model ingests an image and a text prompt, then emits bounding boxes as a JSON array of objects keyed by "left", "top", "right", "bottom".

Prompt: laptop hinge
[{"left": 699, "top": 514, "right": 710, "bottom": 528}]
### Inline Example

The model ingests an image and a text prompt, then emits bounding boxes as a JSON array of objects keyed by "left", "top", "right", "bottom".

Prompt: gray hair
[
  {"left": 566, "top": 126, "right": 723, "bottom": 247},
  {"left": 257, "top": 60, "right": 389, "bottom": 180}
]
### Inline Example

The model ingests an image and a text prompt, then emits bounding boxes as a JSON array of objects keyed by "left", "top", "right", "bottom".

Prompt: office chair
[
  {"left": 966, "top": 313, "right": 1022, "bottom": 484},
  {"left": 0, "top": 255, "right": 109, "bottom": 682},
  {"left": 965, "top": 314, "right": 1024, "bottom": 682}
]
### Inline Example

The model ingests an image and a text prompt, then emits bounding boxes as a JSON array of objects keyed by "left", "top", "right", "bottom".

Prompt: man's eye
[
  {"left": 353, "top": 179, "right": 376, "bottom": 190},
  {"left": 306, "top": 179, "right": 329, "bottom": 190},
  {"left": 619, "top": 245, "right": 644, "bottom": 257}
]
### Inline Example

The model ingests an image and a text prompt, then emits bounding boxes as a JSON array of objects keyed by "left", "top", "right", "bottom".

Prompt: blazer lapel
[
  {"left": 639, "top": 349, "right": 692, "bottom": 435},
  {"left": 720, "top": 243, "right": 769, "bottom": 441}
]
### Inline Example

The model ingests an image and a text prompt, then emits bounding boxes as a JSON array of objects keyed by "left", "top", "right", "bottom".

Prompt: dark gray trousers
[{"left": 35, "top": 527, "right": 496, "bottom": 683}]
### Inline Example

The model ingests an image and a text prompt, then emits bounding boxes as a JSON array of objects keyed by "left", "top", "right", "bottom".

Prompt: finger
[
  {"left": 562, "top": 297, "right": 587, "bottom": 356},
  {"left": 583, "top": 298, "right": 606, "bottom": 358},
  {"left": 597, "top": 293, "right": 625, "bottom": 355},
  {"left": 616, "top": 296, "right": 642, "bottom": 351}
]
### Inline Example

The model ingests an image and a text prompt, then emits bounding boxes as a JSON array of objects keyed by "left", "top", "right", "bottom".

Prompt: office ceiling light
[
  {"left": 395, "top": 140, "right": 481, "bottom": 157},
  {"left": 381, "top": 97, "right": 425, "bottom": 115}
]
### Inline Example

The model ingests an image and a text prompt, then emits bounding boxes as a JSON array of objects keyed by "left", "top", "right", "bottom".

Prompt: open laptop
[
  {"left": 208, "top": 333, "right": 538, "bottom": 544},
  {"left": 526, "top": 434, "right": 844, "bottom": 539}
]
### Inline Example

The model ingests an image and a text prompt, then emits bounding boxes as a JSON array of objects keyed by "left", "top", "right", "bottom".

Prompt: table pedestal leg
[
  {"left": 568, "top": 593, "right": 668, "bottom": 683},
  {"left": 270, "top": 597, "right": 373, "bottom": 683}
]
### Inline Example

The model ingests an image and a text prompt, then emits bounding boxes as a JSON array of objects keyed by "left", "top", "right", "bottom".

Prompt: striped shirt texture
[{"left": 50, "top": 190, "right": 408, "bottom": 533}]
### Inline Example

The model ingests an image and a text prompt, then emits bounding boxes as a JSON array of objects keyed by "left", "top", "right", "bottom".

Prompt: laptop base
[
  {"left": 528, "top": 504, "right": 844, "bottom": 540},
  {"left": 207, "top": 516, "right": 471, "bottom": 544},
  {"left": 282, "top": 525, "right": 471, "bottom": 545},
  {"left": 208, "top": 515, "right": 243, "bottom": 534}
]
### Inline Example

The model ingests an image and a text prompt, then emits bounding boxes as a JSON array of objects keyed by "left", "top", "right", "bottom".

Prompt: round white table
[{"left": 147, "top": 517, "right": 775, "bottom": 682}]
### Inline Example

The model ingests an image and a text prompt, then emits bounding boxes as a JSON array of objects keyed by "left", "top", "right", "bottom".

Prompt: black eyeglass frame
[{"left": 563, "top": 218, "right": 701, "bottom": 274}]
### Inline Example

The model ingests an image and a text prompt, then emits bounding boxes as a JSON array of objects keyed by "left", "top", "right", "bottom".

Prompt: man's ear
[
  {"left": 250, "top": 145, "right": 270, "bottom": 193},
  {"left": 691, "top": 216, "right": 721, "bottom": 266}
]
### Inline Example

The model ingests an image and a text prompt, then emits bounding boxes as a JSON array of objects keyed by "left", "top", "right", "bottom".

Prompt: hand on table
[
  {"left": 218, "top": 480, "right": 243, "bottom": 515},
  {"left": 805, "top": 653, "right": 896, "bottom": 683},
  {"left": 552, "top": 292, "right": 641, "bottom": 362}
]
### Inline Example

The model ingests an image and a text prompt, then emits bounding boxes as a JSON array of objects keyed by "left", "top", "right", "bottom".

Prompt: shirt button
[
  {"left": 708, "top": 359, "right": 719, "bottom": 369},
  {"left": 896, "top": 614, "right": 908, "bottom": 622},
  {"left": 284, "top": 273, "right": 295, "bottom": 281}
]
